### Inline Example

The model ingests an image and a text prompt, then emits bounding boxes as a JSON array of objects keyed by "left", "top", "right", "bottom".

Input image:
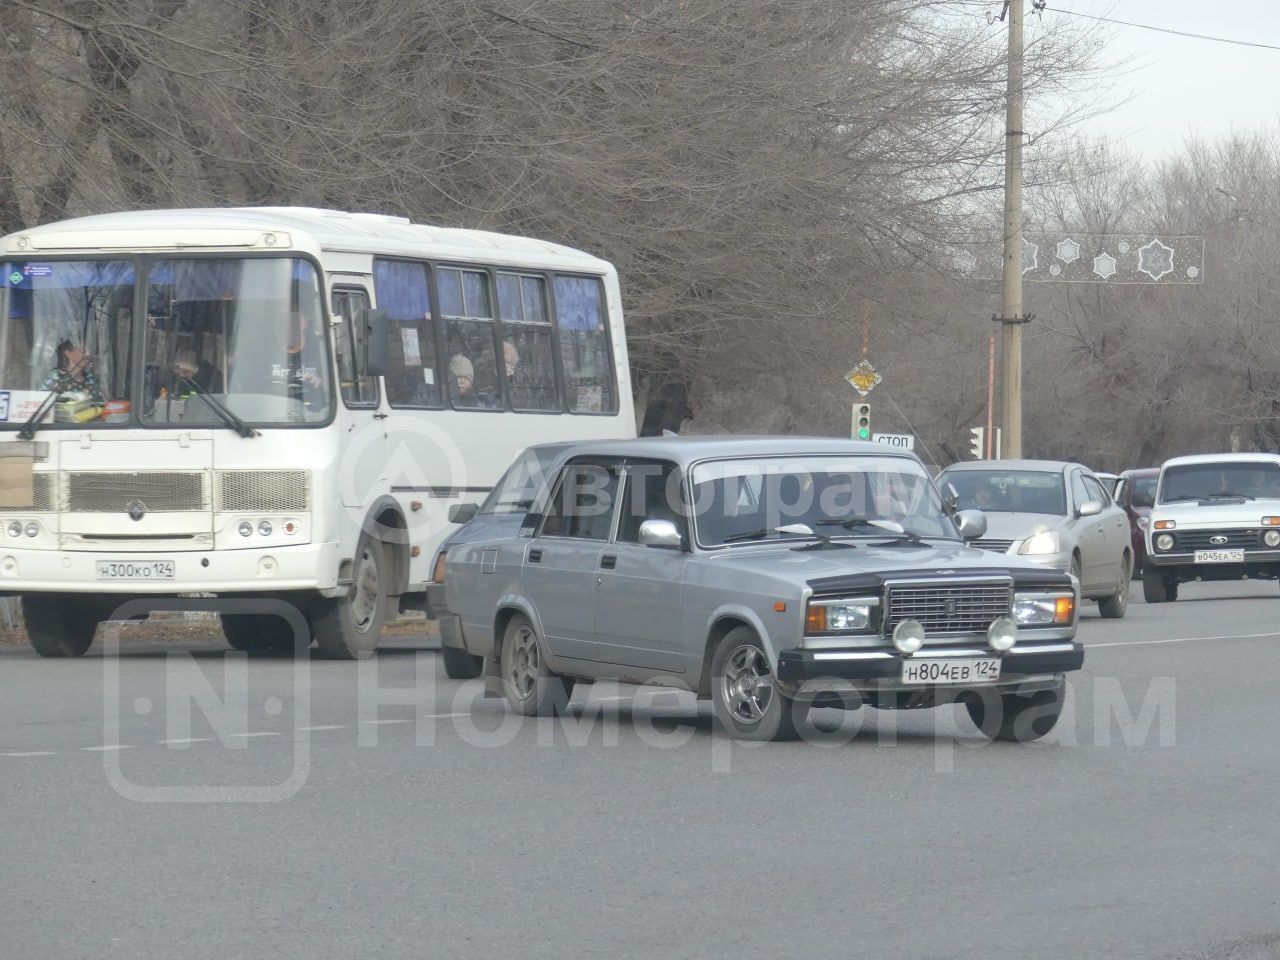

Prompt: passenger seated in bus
[
  {"left": 171, "top": 348, "right": 224, "bottom": 394},
  {"left": 449, "top": 353, "right": 498, "bottom": 409},
  {"left": 41, "top": 339, "right": 105, "bottom": 405},
  {"left": 503, "top": 338, "right": 554, "bottom": 409}
]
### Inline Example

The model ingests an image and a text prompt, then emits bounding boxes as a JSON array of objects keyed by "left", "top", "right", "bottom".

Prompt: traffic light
[
  {"left": 968, "top": 427, "right": 986, "bottom": 459},
  {"left": 854, "top": 403, "right": 871, "bottom": 440}
]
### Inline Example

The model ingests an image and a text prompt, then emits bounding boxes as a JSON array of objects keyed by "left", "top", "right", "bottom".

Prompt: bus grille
[
  {"left": 216, "top": 470, "right": 309, "bottom": 512},
  {"left": 884, "top": 582, "right": 1012, "bottom": 637},
  {"left": 66, "top": 471, "right": 207, "bottom": 512},
  {"left": 0, "top": 472, "right": 56, "bottom": 512}
]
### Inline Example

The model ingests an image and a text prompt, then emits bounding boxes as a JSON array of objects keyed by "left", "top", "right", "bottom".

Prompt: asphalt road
[{"left": 3, "top": 582, "right": 1279, "bottom": 960}]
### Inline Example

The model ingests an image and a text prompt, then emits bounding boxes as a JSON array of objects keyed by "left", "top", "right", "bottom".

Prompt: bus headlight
[
  {"left": 23, "top": 522, "right": 39, "bottom": 538},
  {"left": 258, "top": 521, "right": 273, "bottom": 537},
  {"left": 7, "top": 521, "right": 21, "bottom": 537},
  {"left": 238, "top": 521, "right": 254, "bottom": 537}
]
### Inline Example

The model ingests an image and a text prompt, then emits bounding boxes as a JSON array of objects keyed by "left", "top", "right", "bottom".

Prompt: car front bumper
[
  {"left": 776, "top": 640, "right": 1083, "bottom": 695},
  {"left": 1146, "top": 548, "right": 1280, "bottom": 578}
]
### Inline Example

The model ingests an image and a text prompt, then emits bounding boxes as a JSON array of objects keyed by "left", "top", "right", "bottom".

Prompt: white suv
[{"left": 1143, "top": 453, "right": 1280, "bottom": 602}]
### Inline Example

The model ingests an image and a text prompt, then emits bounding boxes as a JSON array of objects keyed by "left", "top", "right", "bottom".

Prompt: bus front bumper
[{"left": 0, "top": 541, "right": 342, "bottom": 595}]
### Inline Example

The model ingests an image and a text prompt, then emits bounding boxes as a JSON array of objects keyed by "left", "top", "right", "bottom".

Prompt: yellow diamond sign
[{"left": 845, "top": 360, "right": 882, "bottom": 397}]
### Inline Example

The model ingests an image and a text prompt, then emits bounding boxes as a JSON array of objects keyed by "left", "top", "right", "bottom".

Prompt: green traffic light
[{"left": 858, "top": 428, "right": 870, "bottom": 439}]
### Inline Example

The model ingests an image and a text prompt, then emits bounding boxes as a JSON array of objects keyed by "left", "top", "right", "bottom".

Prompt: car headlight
[
  {"left": 1012, "top": 593, "right": 1075, "bottom": 626},
  {"left": 1155, "top": 533, "right": 1174, "bottom": 551},
  {"left": 805, "top": 600, "right": 877, "bottom": 634},
  {"left": 1265, "top": 530, "right": 1280, "bottom": 548},
  {"left": 1019, "top": 530, "right": 1061, "bottom": 555}
]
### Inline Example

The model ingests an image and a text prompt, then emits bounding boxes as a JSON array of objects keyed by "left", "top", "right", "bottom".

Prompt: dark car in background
[{"left": 1117, "top": 467, "right": 1160, "bottom": 576}]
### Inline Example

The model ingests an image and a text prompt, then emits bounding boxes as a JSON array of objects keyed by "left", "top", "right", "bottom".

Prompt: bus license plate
[
  {"left": 95, "top": 560, "right": 176, "bottom": 581},
  {"left": 1194, "top": 549, "right": 1244, "bottom": 564},
  {"left": 902, "top": 657, "right": 1000, "bottom": 685}
]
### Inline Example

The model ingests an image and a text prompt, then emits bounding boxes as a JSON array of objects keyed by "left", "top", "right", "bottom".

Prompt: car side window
[
  {"left": 1069, "top": 472, "right": 1090, "bottom": 512},
  {"left": 617, "top": 461, "right": 686, "bottom": 544},
  {"left": 1083, "top": 475, "right": 1109, "bottom": 505},
  {"left": 540, "top": 462, "right": 620, "bottom": 541}
]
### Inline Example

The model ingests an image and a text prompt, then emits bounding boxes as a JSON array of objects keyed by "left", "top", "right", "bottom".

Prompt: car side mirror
[
  {"left": 361, "top": 307, "right": 389, "bottom": 377},
  {"left": 448, "top": 502, "right": 479, "bottom": 524},
  {"left": 1077, "top": 499, "right": 1103, "bottom": 518},
  {"left": 955, "top": 509, "right": 987, "bottom": 541},
  {"left": 638, "top": 518, "right": 683, "bottom": 549}
]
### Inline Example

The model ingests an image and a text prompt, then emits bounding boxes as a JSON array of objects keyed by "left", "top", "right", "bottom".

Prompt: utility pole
[{"left": 997, "top": 0, "right": 1028, "bottom": 459}]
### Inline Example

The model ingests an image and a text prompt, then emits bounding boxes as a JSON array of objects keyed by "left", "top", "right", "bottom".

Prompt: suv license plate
[
  {"left": 1193, "top": 549, "right": 1244, "bottom": 564},
  {"left": 95, "top": 560, "right": 176, "bottom": 581},
  {"left": 902, "top": 657, "right": 1000, "bottom": 685}
]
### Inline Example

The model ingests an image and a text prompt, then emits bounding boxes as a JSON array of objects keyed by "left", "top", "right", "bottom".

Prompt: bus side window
[{"left": 331, "top": 288, "right": 378, "bottom": 407}]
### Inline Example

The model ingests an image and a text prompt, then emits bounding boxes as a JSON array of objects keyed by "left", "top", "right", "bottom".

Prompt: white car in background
[
  {"left": 937, "top": 459, "right": 1132, "bottom": 618},
  {"left": 1143, "top": 453, "right": 1280, "bottom": 603}
]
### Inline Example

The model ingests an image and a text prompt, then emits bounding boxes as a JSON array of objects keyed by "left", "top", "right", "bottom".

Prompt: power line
[{"left": 1044, "top": 6, "right": 1280, "bottom": 52}]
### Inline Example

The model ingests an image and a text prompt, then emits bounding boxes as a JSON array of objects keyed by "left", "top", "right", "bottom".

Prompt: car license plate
[
  {"left": 902, "top": 657, "right": 1001, "bottom": 685},
  {"left": 1193, "top": 549, "right": 1244, "bottom": 564},
  {"left": 95, "top": 560, "right": 176, "bottom": 581}
]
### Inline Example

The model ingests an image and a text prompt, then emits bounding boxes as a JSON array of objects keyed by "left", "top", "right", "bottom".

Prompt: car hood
[
  {"left": 703, "top": 539, "right": 1065, "bottom": 588},
  {"left": 1150, "top": 499, "right": 1280, "bottom": 528},
  {"left": 976, "top": 512, "right": 1067, "bottom": 541},
  {"left": 441, "top": 513, "right": 525, "bottom": 549}
]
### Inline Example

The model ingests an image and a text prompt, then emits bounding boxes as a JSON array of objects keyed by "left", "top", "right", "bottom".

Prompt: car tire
[
  {"left": 1098, "top": 554, "right": 1130, "bottom": 619},
  {"left": 442, "top": 643, "right": 484, "bottom": 680},
  {"left": 710, "top": 626, "right": 801, "bottom": 742},
  {"left": 311, "top": 536, "right": 388, "bottom": 660},
  {"left": 21, "top": 594, "right": 99, "bottom": 657},
  {"left": 964, "top": 679, "right": 1065, "bottom": 742},
  {"left": 498, "top": 614, "right": 574, "bottom": 716},
  {"left": 222, "top": 614, "right": 299, "bottom": 653},
  {"left": 1142, "top": 568, "right": 1172, "bottom": 604}
]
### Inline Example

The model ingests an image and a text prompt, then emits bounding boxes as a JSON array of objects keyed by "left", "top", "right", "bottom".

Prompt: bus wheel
[
  {"left": 312, "top": 536, "right": 387, "bottom": 659},
  {"left": 21, "top": 594, "right": 99, "bottom": 657}
]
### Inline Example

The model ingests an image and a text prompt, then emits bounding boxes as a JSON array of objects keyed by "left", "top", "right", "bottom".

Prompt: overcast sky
[{"left": 1032, "top": 1, "right": 1280, "bottom": 159}]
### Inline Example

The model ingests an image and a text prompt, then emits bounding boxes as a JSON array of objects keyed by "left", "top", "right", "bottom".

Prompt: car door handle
[
  {"left": 600, "top": 554, "right": 617, "bottom": 570},
  {"left": 528, "top": 548, "right": 543, "bottom": 563}
]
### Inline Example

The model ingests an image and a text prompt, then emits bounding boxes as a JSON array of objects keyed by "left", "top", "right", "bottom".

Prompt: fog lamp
[
  {"left": 892, "top": 619, "right": 925, "bottom": 655},
  {"left": 987, "top": 616, "right": 1018, "bottom": 652}
]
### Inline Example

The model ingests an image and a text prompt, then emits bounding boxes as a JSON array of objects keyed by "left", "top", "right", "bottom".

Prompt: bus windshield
[
  {"left": 142, "top": 258, "right": 331, "bottom": 426},
  {"left": 0, "top": 260, "right": 135, "bottom": 425}
]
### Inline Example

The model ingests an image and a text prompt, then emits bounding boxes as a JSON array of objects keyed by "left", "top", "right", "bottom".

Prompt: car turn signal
[
  {"left": 1263, "top": 517, "right": 1280, "bottom": 526},
  {"left": 1153, "top": 520, "right": 1175, "bottom": 530},
  {"left": 1054, "top": 595, "right": 1075, "bottom": 625},
  {"left": 805, "top": 605, "right": 826, "bottom": 634},
  {"left": 432, "top": 551, "right": 448, "bottom": 583}
]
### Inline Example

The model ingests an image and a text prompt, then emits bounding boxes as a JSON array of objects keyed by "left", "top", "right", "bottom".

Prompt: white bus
[{"left": 0, "top": 207, "right": 634, "bottom": 658}]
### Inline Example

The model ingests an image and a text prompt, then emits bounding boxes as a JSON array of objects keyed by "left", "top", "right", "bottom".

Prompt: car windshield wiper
[
  {"left": 816, "top": 516, "right": 885, "bottom": 533},
  {"left": 722, "top": 525, "right": 817, "bottom": 544},
  {"left": 870, "top": 526, "right": 932, "bottom": 548},
  {"left": 176, "top": 376, "right": 257, "bottom": 438}
]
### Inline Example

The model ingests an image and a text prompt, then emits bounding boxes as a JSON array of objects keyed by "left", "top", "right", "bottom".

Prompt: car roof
[
  {"left": 1120, "top": 467, "right": 1160, "bottom": 478},
  {"left": 939, "top": 459, "right": 1085, "bottom": 474},
  {"left": 547, "top": 435, "right": 919, "bottom": 467},
  {"left": 1160, "top": 452, "right": 1280, "bottom": 470}
]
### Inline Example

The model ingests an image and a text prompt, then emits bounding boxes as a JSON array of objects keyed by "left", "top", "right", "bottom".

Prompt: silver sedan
[{"left": 937, "top": 459, "right": 1132, "bottom": 618}]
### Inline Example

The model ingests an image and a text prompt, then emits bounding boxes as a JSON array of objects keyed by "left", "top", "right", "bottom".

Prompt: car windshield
[
  {"left": 141, "top": 257, "right": 331, "bottom": 426},
  {"left": 480, "top": 445, "right": 568, "bottom": 515},
  {"left": 1159, "top": 462, "right": 1280, "bottom": 503},
  {"left": 1130, "top": 475, "right": 1158, "bottom": 508},
  {"left": 0, "top": 259, "right": 135, "bottom": 427},
  {"left": 943, "top": 469, "right": 1066, "bottom": 516},
  {"left": 690, "top": 455, "right": 956, "bottom": 547}
]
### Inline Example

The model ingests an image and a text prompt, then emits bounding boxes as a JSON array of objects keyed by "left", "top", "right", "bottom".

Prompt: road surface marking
[
  {"left": 82, "top": 744, "right": 132, "bottom": 752},
  {"left": 230, "top": 731, "right": 279, "bottom": 738},
  {"left": 359, "top": 718, "right": 413, "bottom": 725},
  {"left": 2, "top": 751, "right": 56, "bottom": 758},
  {"left": 158, "top": 737, "right": 214, "bottom": 745},
  {"left": 1090, "top": 630, "right": 1278, "bottom": 649},
  {"left": 296, "top": 724, "right": 347, "bottom": 732}
]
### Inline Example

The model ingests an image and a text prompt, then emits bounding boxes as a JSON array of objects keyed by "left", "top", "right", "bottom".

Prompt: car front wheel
[
  {"left": 710, "top": 626, "right": 801, "bottom": 741},
  {"left": 964, "top": 680, "right": 1065, "bottom": 742}
]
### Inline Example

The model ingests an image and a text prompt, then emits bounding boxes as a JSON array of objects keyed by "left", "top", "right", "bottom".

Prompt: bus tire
[
  {"left": 311, "top": 536, "right": 388, "bottom": 659},
  {"left": 21, "top": 594, "right": 98, "bottom": 657}
]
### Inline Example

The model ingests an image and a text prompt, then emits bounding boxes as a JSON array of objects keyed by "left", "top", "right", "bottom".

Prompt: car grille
[
  {"left": 66, "top": 471, "right": 208, "bottom": 512},
  {"left": 215, "top": 470, "right": 309, "bottom": 512},
  {"left": 1172, "top": 528, "right": 1261, "bottom": 551},
  {"left": 884, "top": 582, "right": 1013, "bottom": 637},
  {"left": 971, "top": 538, "right": 1014, "bottom": 553}
]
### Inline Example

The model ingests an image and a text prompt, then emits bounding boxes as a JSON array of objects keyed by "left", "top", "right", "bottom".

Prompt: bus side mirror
[{"left": 362, "top": 308, "right": 389, "bottom": 377}]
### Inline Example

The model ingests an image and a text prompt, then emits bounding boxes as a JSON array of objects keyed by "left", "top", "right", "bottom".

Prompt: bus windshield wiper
[
  {"left": 177, "top": 376, "right": 257, "bottom": 438},
  {"left": 16, "top": 388, "right": 60, "bottom": 440}
]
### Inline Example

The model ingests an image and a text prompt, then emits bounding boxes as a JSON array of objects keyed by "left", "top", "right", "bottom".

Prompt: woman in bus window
[{"left": 41, "top": 339, "right": 105, "bottom": 405}]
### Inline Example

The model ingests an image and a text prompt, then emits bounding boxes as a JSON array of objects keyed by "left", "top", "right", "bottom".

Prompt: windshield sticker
[
  {"left": 400, "top": 327, "right": 421, "bottom": 365},
  {"left": 23, "top": 264, "right": 53, "bottom": 278}
]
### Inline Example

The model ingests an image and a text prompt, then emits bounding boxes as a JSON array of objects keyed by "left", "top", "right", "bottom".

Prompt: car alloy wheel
[
  {"left": 506, "top": 623, "right": 541, "bottom": 702},
  {"left": 719, "top": 643, "right": 776, "bottom": 725}
]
